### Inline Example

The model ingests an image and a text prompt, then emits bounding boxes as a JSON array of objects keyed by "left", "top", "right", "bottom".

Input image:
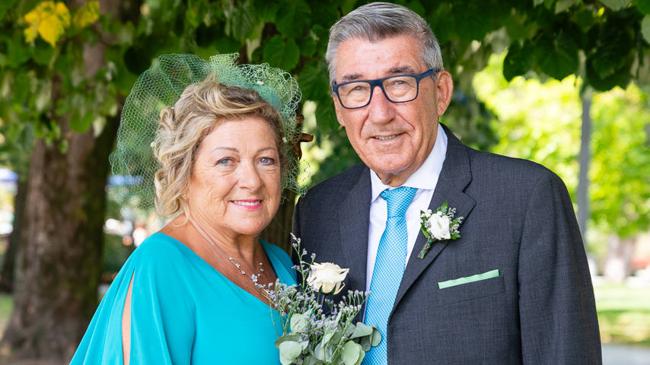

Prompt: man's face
[{"left": 332, "top": 34, "right": 453, "bottom": 186}]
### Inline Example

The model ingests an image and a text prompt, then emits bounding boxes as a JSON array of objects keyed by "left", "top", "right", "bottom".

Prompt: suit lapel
[
  {"left": 393, "top": 128, "right": 476, "bottom": 309},
  {"left": 338, "top": 167, "right": 371, "bottom": 293}
]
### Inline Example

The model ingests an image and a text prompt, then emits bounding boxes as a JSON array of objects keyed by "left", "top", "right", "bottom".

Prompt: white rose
[
  {"left": 307, "top": 262, "right": 349, "bottom": 295},
  {"left": 428, "top": 211, "right": 451, "bottom": 240}
]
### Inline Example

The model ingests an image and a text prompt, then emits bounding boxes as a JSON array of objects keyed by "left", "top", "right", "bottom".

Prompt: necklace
[{"left": 188, "top": 217, "right": 271, "bottom": 291}]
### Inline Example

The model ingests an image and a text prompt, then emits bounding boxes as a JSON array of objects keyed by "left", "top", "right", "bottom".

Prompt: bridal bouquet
[{"left": 265, "top": 234, "right": 381, "bottom": 365}]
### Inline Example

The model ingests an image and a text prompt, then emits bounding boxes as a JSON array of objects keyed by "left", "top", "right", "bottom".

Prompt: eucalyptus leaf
[
  {"left": 290, "top": 313, "right": 310, "bottom": 333},
  {"left": 349, "top": 322, "right": 373, "bottom": 339},
  {"left": 340, "top": 341, "right": 364, "bottom": 365},
  {"left": 275, "top": 333, "right": 303, "bottom": 346},
  {"left": 359, "top": 334, "right": 371, "bottom": 351},
  {"left": 279, "top": 341, "right": 303, "bottom": 365},
  {"left": 313, "top": 341, "right": 326, "bottom": 361},
  {"left": 371, "top": 328, "right": 382, "bottom": 347}
]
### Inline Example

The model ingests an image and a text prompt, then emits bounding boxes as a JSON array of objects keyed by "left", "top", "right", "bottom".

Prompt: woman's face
[{"left": 187, "top": 117, "right": 282, "bottom": 238}]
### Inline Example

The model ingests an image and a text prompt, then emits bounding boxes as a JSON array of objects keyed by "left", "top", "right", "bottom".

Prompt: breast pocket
[{"left": 436, "top": 274, "right": 505, "bottom": 305}]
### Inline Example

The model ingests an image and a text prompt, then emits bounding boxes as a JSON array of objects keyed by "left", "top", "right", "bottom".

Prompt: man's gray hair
[{"left": 325, "top": 2, "right": 444, "bottom": 83}]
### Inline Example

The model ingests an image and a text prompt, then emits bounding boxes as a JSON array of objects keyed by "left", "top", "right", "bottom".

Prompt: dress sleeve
[{"left": 71, "top": 239, "right": 196, "bottom": 365}]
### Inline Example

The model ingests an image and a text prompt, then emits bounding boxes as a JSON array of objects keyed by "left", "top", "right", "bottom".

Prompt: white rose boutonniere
[
  {"left": 418, "top": 201, "right": 463, "bottom": 259},
  {"left": 307, "top": 262, "right": 349, "bottom": 295}
]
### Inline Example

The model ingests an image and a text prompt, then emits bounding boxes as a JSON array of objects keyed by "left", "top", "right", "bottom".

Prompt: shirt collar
[{"left": 370, "top": 124, "right": 448, "bottom": 202}]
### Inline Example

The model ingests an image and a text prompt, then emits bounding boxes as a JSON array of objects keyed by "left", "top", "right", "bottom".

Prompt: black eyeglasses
[{"left": 331, "top": 68, "right": 439, "bottom": 109}]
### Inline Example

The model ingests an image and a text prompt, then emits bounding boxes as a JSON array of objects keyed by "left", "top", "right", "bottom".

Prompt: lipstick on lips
[{"left": 231, "top": 199, "right": 262, "bottom": 211}]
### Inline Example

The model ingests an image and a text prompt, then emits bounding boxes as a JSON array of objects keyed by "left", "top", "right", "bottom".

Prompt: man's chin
[{"left": 369, "top": 163, "right": 413, "bottom": 185}]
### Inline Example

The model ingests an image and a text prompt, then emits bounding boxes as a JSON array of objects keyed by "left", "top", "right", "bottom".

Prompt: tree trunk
[
  {"left": 0, "top": 0, "right": 123, "bottom": 357},
  {"left": 0, "top": 113, "right": 119, "bottom": 362},
  {"left": 577, "top": 89, "right": 592, "bottom": 241},
  {"left": 0, "top": 176, "right": 27, "bottom": 293}
]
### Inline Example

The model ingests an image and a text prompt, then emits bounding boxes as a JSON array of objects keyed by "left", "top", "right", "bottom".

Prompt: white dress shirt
[{"left": 366, "top": 124, "right": 448, "bottom": 290}]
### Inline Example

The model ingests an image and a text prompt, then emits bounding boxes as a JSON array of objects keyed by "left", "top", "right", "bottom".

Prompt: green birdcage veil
[{"left": 109, "top": 53, "right": 302, "bottom": 211}]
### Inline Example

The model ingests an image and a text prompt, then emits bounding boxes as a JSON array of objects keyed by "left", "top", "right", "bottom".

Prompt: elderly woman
[{"left": 71, "top": 54, "right": 300, "bottom": 364}]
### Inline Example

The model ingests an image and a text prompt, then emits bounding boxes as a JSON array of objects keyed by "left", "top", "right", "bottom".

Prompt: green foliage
[
  {"left": 590, "top": 85, "right": 650, "bottom": 237},
  {"left": 501, "top": 1, "right": 648, "bottom": 92},
  {"left": 475, "top": 54, "right": 650, "bottom": 239},
  {"left": 636, "top": 0, "right": 650, "bottom": 14},
  {"left": 0, "top": 0, "right": 649, "bottom": 208}
]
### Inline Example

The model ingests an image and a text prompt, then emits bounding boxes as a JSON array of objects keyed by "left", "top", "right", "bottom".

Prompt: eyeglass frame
[{"left": 331, "top": 68, "right": 440, "bottom": 109}]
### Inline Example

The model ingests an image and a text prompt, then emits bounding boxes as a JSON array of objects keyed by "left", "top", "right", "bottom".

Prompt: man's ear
[{"left": 434, "top": 70, "right": 454, "bottom": 117}]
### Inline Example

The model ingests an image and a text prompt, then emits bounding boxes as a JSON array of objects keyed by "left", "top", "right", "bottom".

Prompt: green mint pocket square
[{"left": 437, "top": 269, "right": 500, "bottom": 289}]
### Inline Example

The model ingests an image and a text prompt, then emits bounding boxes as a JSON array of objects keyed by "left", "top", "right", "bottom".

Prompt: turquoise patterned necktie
[{"left": 364, "top": 186, "right": 417, "bottom": 365}]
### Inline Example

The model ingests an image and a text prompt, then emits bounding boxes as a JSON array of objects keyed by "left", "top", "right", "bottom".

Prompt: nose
[
  {"left": 367, "top": 85, "right": 395, "bottom": 124},
  {"left": 237, "top": 160, "right": 262, "bottom": 190}
]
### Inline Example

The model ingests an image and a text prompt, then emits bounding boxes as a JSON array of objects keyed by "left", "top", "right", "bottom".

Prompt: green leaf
[
  {"left": 340, "top": 341, "right": 364, "bottom": 365},
  {"left": 289, "top": 313, "right": 309, "bottom": 333},
  {"left": 298, "top": 31, "right": 318, "bottom": 58},
  {"left": 262, "top": 36, "right": 299, "bottom": 71},
  {"left": 33, "top": 45, "right": 55, "bottom": 66},
  {"left": 555, "top": 0, "right": 578, "bottom": 13},
  {"left": 0, "top": 0, "right": 18, "bottom": 22},
  {"left": 586, "top": 58, "right": 631, "bottom": 90},
  {"left": 276, "top": 0, "right": 311, "bottom": 36},
  {"left": 635, "top": 0, "right": 650, "bottom": 14},
  {"left": 7, "top": 36, "right": 32, "bottom": 68},
  {"left": 537, "top": 31, "right": 579, "bottom": 80},
  {"left": 12, "top": 71, "right": 32, "bottom": 104},
  {"left": 278, "top": 341, "right": 303, "bottom": 365},
  {"left": 407, "top": 1, "right": 426, "bottom": 17},
  {"left": 600, "top": 0, "right": 631, "bottom": 10},
  {"left": 299, "top": 62, "right": 329, "bottom": 101},
  {"left": 572, "top": 8, "right": 597, "bottom": 31},
  {"left": 213, "top": 36, "right": 240, "bottom": 54},
  {"left": 70, "top": 112, "right": 94, "bottom": 133},
  {"left": 371, "top": 328, "right": 382, "bottom": 346},
  {"left": 349, "top": 322, "right": 373, "bottom": 339},
  {"left": 642, "top": 15, "right": 650, "bottom": 43},
  {"left": 503, "top": 42, "right": 532, "bottom": 81},
  {"left": 454, "top": 2, "right": 496, "bottom": 41}
]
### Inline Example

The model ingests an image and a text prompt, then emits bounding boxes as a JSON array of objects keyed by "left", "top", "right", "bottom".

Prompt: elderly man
[{"left": 293, "top": 2, "right": 601, "bottom": 365}]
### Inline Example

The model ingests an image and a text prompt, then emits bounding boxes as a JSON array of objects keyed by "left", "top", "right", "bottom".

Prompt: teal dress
[{"left": 71, "top": 232, "right": 296, "bottom": 364}]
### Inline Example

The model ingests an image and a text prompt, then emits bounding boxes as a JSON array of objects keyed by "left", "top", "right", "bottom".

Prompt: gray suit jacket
[{"left": 293, "top": 127, "right": 601, "bottom": 364}]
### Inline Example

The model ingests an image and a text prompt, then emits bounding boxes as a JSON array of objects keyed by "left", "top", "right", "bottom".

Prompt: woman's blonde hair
[{"left": 152, "top": 77, "right": 285, "bottom": 219}]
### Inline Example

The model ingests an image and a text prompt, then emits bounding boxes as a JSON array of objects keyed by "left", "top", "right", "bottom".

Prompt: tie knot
[{"left": 380, "top": 186, "right": 417, "bottom": 218}]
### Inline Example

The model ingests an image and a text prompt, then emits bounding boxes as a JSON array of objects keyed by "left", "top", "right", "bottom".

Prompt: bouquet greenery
[{"left": 265, "top": 234, "right": 381, "bottom": 365}]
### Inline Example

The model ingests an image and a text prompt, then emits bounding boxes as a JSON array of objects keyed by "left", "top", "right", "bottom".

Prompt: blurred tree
[
  {"left": 0, "top": 0, "right": 649, "bottom": 362},
  {"left": 474, "top": 55, "right": 650, "bottom": 257}
]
